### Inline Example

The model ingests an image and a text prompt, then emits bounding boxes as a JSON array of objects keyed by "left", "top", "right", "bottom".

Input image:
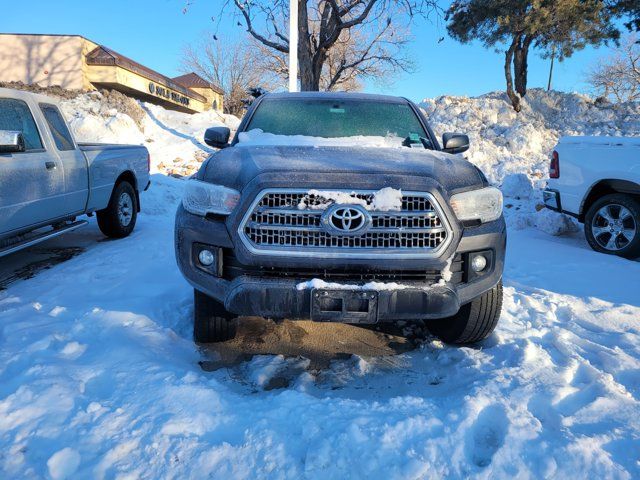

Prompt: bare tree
[
  {"left": 253, "top": 20, "right": 414, "bottom": 92},
  {"left": 180, "top": 35, "right": 281, "bottom": 115},
  {"left": 589, "top": 35, "right": 640, "bottom": 103},
  {"left": 219, "top": 0, "right": 437, "bottom": 91}
]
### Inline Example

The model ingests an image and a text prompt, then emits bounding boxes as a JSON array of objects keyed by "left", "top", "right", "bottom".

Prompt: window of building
[
  {"left": 0, "top": 98, "right": 43, "bottom": 151},
  {"left": 40, "top": 104, "right": 75, "bottom": 151}
]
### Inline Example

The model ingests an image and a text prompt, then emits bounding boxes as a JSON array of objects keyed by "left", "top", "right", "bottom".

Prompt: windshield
[{"left": 244, "top": 97, "right": 433, "bottom": 148}]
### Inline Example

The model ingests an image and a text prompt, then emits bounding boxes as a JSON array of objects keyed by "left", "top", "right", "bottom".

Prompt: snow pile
[
  {"left": 59, "top": 91, "right": 240, "bottom": 178},
  {"left": 238, "top": 128, "right": 405, "bottom": 148},
  {"left": 534, "top": 208, "right": 581, "bottom": 236},
  {"left": 420, "top": 89, "right": 640, "bottom": 187},
  {"left": 298, "top": 187, "right": 403, "bottom": 211},
  {"left": 501, "top": 173, "right": 534, "bottom": 199},
  {"left": 421, "top": 89, "right": 639, "bottom": 234}
]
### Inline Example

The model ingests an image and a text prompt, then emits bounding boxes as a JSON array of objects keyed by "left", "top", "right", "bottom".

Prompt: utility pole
[
  {"left": 547, "top": 45, "right": 556, "bottom": 91},
  {"left": 289, "top": 0, "right": 299, "bottom": 92}
]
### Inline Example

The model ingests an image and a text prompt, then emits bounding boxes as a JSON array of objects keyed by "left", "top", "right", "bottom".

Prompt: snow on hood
[{"left": 238, "top": 129, "right": 408, "bottom": 149}]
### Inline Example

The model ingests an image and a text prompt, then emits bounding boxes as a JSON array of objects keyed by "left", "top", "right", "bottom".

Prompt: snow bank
[
  {"left": 420, "top": 89, "right": 640, "bottom": 187},
  {"left": 421, "top": 89, "right": 639, "bottom": 234},
  {"left": 60, "top": 91, "right": 240, "bottom": 178}
]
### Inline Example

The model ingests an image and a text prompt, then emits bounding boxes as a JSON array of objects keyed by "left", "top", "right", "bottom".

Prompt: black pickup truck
[{"left": 175, "top": 92, "right": 506, "bottom": 345}]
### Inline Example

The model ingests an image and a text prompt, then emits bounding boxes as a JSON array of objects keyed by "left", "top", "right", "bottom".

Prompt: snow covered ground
[
  {"left": 1, "top": 89, "right": 639, "bottom": 478},
  {"left": 1, "top": 175, "right": 639, "bottom": 479}
]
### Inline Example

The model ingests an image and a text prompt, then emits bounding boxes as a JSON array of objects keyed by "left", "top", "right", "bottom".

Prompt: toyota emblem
[{"left": 322, "top": 205, "right": 372, "bottom": 235}]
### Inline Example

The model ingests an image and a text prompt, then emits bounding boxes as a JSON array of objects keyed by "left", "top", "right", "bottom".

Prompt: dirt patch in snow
[
  {"left": 0, "top": 81, "right": 84, "bottom": 100},
  {"left": 199, "top": 318, "right": 418, "bottom": 371},
  {"left": 97, "top": 89, "right": 146, "bottom": 130}
]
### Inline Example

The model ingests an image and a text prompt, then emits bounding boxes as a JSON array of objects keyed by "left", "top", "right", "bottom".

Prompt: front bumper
[
  {"left": 224, "top": 277, "right": 460, "bottom": 322},
  {"left": 175, "top": 205, "right": 506, "bottom": 322}
]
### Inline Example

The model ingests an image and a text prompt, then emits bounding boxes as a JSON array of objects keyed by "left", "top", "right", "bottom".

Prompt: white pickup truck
[
  {"left": 543, "top": 136, "right": 640, "bottom": 258},
  {"left": 0, "top": 88, "right": 150, "bottom": 257}
]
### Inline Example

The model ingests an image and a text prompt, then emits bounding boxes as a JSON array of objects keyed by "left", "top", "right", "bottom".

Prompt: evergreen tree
[
  {"left": 447, "top": 0, "right": 620, "bottom": 111},
  {"left": 612, "top": 0, "right": 639, "bottom": 32}
]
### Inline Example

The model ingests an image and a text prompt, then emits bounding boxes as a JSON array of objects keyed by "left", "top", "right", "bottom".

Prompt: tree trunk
[
  {"left": 297, "top": 0, "right": 318, "bottom": 91},
  {"left": 505, "top": 36, "right": 521, "bottom": 112},
  {"left": 514, "top": 35, "right": 533, "bottom": 97}
]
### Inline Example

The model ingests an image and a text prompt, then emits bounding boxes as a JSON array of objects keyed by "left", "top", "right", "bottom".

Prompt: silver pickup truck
[{"left": 0, "top": 88, "right": 150, "bottom": 257}]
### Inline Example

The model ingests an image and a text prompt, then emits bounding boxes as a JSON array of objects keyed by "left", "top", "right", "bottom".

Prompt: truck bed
[{"left": 79, "top": 143, "right": 150, "bottom": 213}]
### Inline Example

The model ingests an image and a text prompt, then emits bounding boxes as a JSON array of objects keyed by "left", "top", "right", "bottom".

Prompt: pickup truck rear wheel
[
  {"left": 97, "top": 181, "right": 138, "bottom": 239},
  {"left": 585, "top": 194, "right": 640, "bottom": 259},
  {"left": 428, "top": 281, "right": 503, "bottom": 344},
  {"left": 194, "top": 290, "right": 237, "bottom": 343}
]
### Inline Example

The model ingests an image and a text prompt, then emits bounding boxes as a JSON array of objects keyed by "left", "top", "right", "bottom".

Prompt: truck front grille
[{"left": 238, "top": 189, "right": 453, "bottom": 258}]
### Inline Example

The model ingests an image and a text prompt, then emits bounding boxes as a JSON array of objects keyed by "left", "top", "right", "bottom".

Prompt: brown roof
[
  {"left": 173, "top": 73, "right": 224, "bottom": 95},
  {"left": 85, "top": 46, "right": 207, "bottom": 103}
]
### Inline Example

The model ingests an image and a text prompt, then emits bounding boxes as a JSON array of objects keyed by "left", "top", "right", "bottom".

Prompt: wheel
[
  {"left": 584, "top": 194, "right": 640, "bottom": 259},
  {"left": 193, "top": 290, "right": 237, "bottom": 343},
  {"left": 97, "top": 181, "right": 138, "bottom": 239},
  {"left": 428, "top": 281, "right": 503, "bottom": 344}
]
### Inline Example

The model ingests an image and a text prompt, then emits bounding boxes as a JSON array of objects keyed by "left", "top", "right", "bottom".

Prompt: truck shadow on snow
[
  {"left": 0, "top": 224, "right": 106, "bottom": 290},
  {"left": 0, "top": 246, "right": 85, "bottom": 290}
]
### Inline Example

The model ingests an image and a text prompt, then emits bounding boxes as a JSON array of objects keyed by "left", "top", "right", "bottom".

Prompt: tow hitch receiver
[{"left": 311, "top": 289, "right": 379, "bottom": 324}]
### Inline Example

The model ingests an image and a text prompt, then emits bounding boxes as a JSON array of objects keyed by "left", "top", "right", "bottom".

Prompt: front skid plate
[{"left": 311, "top": 289, "right": 379, "bottom": 324}]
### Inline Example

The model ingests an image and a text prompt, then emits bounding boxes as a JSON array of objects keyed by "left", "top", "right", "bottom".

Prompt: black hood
[{"left": 199, "top": 145, "right": 486, "bottom": 194}]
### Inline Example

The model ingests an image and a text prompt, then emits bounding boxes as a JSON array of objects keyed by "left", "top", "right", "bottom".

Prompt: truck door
[
  {"left": 39, "top": 103, "right": 88, "bottom": 215},
  {"left": 0, "top": 98, "right": 66, "bottom": 235}
]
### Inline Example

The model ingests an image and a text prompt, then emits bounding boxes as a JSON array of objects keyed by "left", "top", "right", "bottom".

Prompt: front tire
[
  {"left": 194, "top": 290, "right": 237, "bottom": 343},
  {"left": 428, "top": 281, "right": 503, "bottom": 344},
  {"left": 584, "top": 194, "right": 640, "bottom": 259},
  {"left": 97, "top": 181, "right": 138, "bottom": 238}
]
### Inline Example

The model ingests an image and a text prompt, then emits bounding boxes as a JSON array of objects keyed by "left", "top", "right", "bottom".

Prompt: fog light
[
  {"left": 198, "top": 249, "right": 215, "bottom": 266},
  {"left": 471, "top": 255, "right": 487, "bottom": 272}
]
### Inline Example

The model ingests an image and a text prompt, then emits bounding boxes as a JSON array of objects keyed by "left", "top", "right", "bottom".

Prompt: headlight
[
  {"left": 182, "top": 180, "right": 240, "bottom": 216},
  {"left": 450, "top": 186, "right": 503, "bottom": 223}
]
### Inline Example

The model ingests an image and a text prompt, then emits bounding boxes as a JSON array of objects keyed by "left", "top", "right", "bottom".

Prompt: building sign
[{"left": 148, "top": 82, "right": 190, "bottom": 107}]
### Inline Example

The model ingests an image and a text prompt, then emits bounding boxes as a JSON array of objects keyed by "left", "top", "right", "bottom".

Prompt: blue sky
[{"left": 4, "top": 0, "right": 624, "bottom": 103}]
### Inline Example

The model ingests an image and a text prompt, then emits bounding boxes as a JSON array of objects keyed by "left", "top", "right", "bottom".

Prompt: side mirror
[
  {"left": 204, "top": 127, "right": 231, "bottom": 149},
  {"left": 442, "top": 133, "right": 469, "bottom": 154},
  {"left": 0, "top": 131, "right": 25, "bottom": 153}
]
